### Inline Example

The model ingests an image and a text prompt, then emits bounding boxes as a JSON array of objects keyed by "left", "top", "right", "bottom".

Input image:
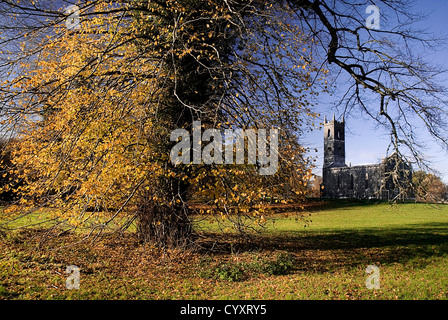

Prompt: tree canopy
[{"left": 0, "top": 0, "right": 447, "bottom": 247}]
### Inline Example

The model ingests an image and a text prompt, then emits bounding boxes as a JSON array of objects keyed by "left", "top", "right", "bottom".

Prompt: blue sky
[
  {"left": 304, "top": 0, "right": 448, "bottom": 183},
  {"left": 2, "top": 1, "right": 447, "bottom": 182}
]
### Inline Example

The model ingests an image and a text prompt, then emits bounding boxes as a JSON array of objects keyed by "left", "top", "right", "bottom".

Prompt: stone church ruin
[{"left": 321, "top": 115, "right": 413, "bottom": 200}]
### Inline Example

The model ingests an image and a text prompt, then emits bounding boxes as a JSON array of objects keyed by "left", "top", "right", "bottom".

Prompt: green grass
[{"left": 1, "top": 200, "right": 448, "bottom": 299}]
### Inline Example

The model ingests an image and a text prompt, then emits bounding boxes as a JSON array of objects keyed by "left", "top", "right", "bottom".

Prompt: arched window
[
  {"left": 365, "top": 173, "right": 369, "bottom": 189},
  {"left": 328, "top": 129, "right": 331, "bottom": 138},
  {"left": 350, "top": 174, "right": 354, "bottom": 189}
]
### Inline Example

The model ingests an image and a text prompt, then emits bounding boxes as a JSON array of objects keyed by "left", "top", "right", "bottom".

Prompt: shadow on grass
[
  {"left": 300, "top": 198, "right": 392, "bottom": 213},
  {"left": 197, "top": 222, "right": 448, "bottom": 272}
]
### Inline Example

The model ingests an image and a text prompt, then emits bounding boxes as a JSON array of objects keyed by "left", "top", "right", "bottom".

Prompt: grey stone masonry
[{"left": 321, "top": 115, "right": 413, "bottom": 200}]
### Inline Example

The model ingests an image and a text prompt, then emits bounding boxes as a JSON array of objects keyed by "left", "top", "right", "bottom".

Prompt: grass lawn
[{"left": 1, "top": 200, "right": 448, "bottom": 300}]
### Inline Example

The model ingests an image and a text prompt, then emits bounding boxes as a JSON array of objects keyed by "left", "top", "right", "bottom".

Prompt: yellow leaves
[{"left": 0, "top": 0, "right": 325, "bottom": 235}]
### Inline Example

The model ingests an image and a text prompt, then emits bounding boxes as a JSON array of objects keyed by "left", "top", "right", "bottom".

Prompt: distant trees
[
  {"left": 0, "top": 139, "right": 15, "bottom": 202},
  {"left": 0, "top": 0, "right": 321, "bottom": 247},
  {"left": 1, "top": 0, "right": 448, "bottom": 247},
  {"left": 413, "top": 171, "right": 447, "bottom": 203},
  {"left": 307, "top": 175, "right": 322, "bottom": 198}
]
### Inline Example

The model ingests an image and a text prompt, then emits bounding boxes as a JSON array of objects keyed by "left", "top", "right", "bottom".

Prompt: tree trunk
[
  {"left": 136, "top": 169, "right": 194, "bottom": 248},
  {"left": 136, "top": 200, "right": 193, "bottom": 248}
]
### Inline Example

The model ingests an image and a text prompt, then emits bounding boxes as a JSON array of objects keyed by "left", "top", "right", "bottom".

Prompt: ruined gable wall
[{"left": 323, "top": 164, "right": 384, "bottom": 199}]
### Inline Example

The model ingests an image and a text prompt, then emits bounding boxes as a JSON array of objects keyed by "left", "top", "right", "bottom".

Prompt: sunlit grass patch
[{"left": 1, "top": 201, "right": 448, "bottom": 299}]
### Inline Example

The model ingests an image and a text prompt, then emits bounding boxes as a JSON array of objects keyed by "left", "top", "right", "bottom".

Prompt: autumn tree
[
  {"left": 307, "top": 174, "right": 322, "bottom": 198},
  {"left": 0, "top": 0, "right": 447, "bottom": 247},
  {"left": 413, "top": 171, "right": 447, "bottom": 203},
  {"left": 0, "top": 0, "right": 322, "bottom": 247}
]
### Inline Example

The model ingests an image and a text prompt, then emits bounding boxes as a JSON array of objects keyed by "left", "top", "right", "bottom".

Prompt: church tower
[{"left": 323, "top": 114, "right": 346, "bottom": 168}]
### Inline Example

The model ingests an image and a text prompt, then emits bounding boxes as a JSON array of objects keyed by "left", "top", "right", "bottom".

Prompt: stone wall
[
  {"left": 322, "top": 164, "right": 386, "bottom": 199},
  {"left": 321, "top": 115, "right": 413, "bottom": 200}
]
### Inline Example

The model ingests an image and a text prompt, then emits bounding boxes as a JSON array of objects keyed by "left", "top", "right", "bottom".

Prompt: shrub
[
  {"left": 0, "top": 285, "right": 8, "bottom": 297},
  {"left": 262, "top": 252, "right": 296, "bottom": 276},
  {"left": 196, "top": 252, "right": 297, "bottom": 281},
  {"left": 215, "top": 262, "right": 245, "bottom": 282}
]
